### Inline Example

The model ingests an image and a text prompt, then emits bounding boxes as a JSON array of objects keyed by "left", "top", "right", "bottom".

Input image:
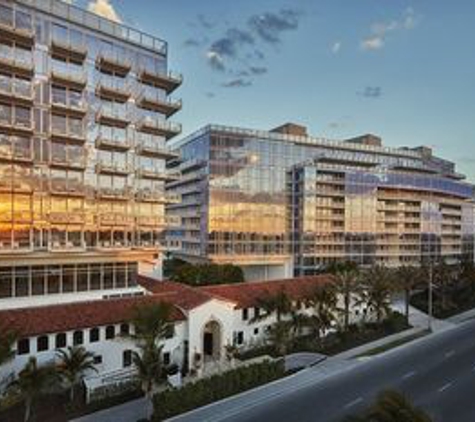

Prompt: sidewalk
[{"left": 391, "top": 299, "right": 454, "bottom": 332}]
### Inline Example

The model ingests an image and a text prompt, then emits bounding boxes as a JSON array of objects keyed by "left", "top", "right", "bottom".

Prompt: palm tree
[
  {"left": 56, "top": 346, "right": 97, "bottom": 403},
  {"left": 8, "top": 357, "right": 58, "bottom": 422},
  {"left": 130, "top": 302, "right": 173, "bottom": 418},
  {"left": 305, "top": 283, "right": 338, "bottom": 347},
  {"left": 432, "top": 260, "right": 456, "bottom": 312},
  {"left": 395, "top": 265, "right": 423, "bottom": 324},
  {"left": 360, "top": 265, "right": 395, "bottom": 324},
  {"left": 333, "top": 267, "right": 361, "bottom": 332},
  {"left": 251, "top": 290, "right": 294, "bottom": 356}
]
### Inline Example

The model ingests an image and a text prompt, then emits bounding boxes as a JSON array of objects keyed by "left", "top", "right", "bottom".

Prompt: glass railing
[
  {"left": 0, "top": 45, "right": 33, "bottom": 70},
  {"left": 51, "top": 60, "right": 86, "bottom": 84},
  {"left": 97, "top": 104, "right": 129, "bottom": 122},
  {"left": 51, "top": 36, "right": 87, "bottom": 57},
  {"left": 0, "top": 75, "right": 33, "bottom": 99},
  {"left": 96, "top": 161, "right": 131, "bottom": 174},
  {"left": 97, "top": 76, "right": 129, "bottom": 95}
]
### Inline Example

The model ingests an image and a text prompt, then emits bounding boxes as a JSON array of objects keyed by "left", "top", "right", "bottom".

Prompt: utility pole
[{"left": 428, "top": 261, "right": 433, "bottom": 332}]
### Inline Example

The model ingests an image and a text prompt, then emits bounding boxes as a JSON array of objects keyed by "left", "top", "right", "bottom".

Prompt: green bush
[{"left": 152, "top": 360, "right": 285, "bottom": 421}]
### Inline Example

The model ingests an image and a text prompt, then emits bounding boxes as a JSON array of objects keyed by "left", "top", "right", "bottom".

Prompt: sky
[{"left": 75, "top": 0, "right": 475, "bottom": 181}]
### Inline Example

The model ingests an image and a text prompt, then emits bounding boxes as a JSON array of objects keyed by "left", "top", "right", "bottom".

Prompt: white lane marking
[
  {"left": 402, "top": 370, "right": 416, "bottom": 380},
  {"left": 438, "top": 382, "right": 453, "bottom": 393},
  {"left": 445, "top": 350, "right": 455, "bottom": 358},
  {"left": 344, "top": 397, "right": 364, "bottom": 409}
]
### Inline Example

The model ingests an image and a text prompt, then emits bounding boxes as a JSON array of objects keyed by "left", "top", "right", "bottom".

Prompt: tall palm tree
[
  {"left": 8, "top": 357, "right": 58, "bottom": 422},
  {"left": 56, "top": 346, "right": 97, "bottom": 402},
  {"left": 251, "top": 290, "right": 294, "bottom": 356},
  {"left": 360, "top": 265, "right": 395, "bottom": 324},
  {"left": 305, "top": 283, "right": 338, "bottom": 347},
  {"left": 333, "top": 267, "right": 361, "bottom": 332},
  {"left": 130, "top": 302, "right": 173, "bottom": 418},
  {"left": 396, "top": 265, "right": 424, "bottom": 324}
]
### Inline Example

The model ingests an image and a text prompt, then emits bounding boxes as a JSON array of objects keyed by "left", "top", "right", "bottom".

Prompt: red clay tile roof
[
  {"left": 138, "top": 276, "right": 230, "bottom": 310},
  {"left": 200, "top": 275, "right": 333, "bottom": 309},
  {"left": 0, "top": 295, "right": 186, "bottom": 338}
]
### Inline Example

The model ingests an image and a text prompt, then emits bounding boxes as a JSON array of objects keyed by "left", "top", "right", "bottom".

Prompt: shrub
[{"left": 152, "top": 360, "right": 285, "bottom": 421}]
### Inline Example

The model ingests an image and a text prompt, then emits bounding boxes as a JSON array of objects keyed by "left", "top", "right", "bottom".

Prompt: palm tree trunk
[
  {"left": 405, "top": 288, "right": 410, "bottom": 324},
  {"left": 344, "top": 293, "right": 350, "bottom": 331}
]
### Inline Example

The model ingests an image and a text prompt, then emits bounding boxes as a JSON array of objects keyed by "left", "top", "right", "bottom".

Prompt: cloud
[
  {"left": 358, "top": 86, "right": 383, "bottom": 99},
  {"left": 331, "top": 41, "right": 342, "bottom": 54},
  {"left": 222, "top": 78, "right": 252, "bottom": 88},
  {"left": 209, "top": 28, "right": 254, "bottom": 61},
  {"left": 248, "top": 9, "right": 302, "bottom": 44},
  {"left": 361, "top": 8, "right": 418, "bottom": 51},
  {"left": 249, "top": 66, "right": 268, "bottom": 75},
  {"left": 87, "top": 0, "right": 121, "bottom": 23},
  {"left": 206, "top": 51, "right": 225, "bottom": 72},
  {"left": 183, "top": 38, "right": 202, "bottom": 48}
]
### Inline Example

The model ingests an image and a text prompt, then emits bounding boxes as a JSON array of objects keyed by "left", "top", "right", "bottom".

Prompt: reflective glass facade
[
  {"left": 0, "top": 0, "right": 181, "bottom": 300},
  {"left": 167, "top": 125, "right": 475, "bottom": 277}
]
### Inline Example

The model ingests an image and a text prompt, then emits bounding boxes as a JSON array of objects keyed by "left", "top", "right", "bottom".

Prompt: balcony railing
[
  {"left": 50, "top": 128, "right": 86, "bottom": 144},
  {"left": 50, "top": 66, "right": 87, "bottom": 89},
  {"left": 0, "top": 46, "right": 33, "bottom": 77},
  {"left": 51, "top": 97, "right": 87, "bottom": 117},
  {"left": 50, "top": 157, "right": 87, "bottom": 171},
  {"left": 0, "top": 179, "right": 33, "bottom": 193},
  {"left": 96, "top": 162, "right": 131, "bottom": 176},
  {"left": 138, "top": 69, "right": 182, "bottom": 93},
  {"left": 136, "top": 117, "right": 181, "bottom": 138},
  {"left": 48, "top": 212, "right": 85, "bottom": 224},
  {"left": 96, "top": 51, "right": 132, "bottom": 76},
  {"left": 137, "top": 93, "right": 182, "bottom": 117},
  {"left": 96, "top": 187, "right": 130, "bottom": 201},
  {"left": 166, "top": 215, "right": 181, "bottom": 227},
  {"left": 135, "top": 141, "right": 178, "bottom": 159},
  {"left": 137, "top": 216, "right": 167, "bottom": 227},
  {"left": 135, "top": 191, "right": 181, "bottom": 203},
  {"left": 0, "top": 19, "right": 34, "bottom": 44},
  {"left": 0, "top": 77, "right": 34, "bottom": 104},
  {"left": 95, "top": 136, "right": 131, "bottom": 152},
  {"left": 50, "top": 38, "right": 87, "bottom": 62},
  {"left": 96, "top": 106, "right": 130, "bottom": 128},
  {"left": 96, "top": 77, "right": 130, "bottom": 102},
  {"left": 96, "top": 213, "right": 133, "bottom": 226},
  {"left": 0, "top": 116, "right": 34, "bottom": 134},
  {"left": 50, "top": 185, "right": 86, "bottom": 197},
  {"left": 48, "top": 241, "right": 86, "bottom": 252},
  {"left": 0, "top": 145, "right": 33, "bottom": 164},
  {"left": 136, "top": 168, "right": 180, "bottom": 181}
]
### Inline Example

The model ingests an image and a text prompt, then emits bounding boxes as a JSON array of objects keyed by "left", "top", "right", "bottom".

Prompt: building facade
[
  {"left": 0, "top": 0, "right": 181, "bottom": 308},
  {"left": 167, "top": 124, "right": 475, "bottom": 279}
]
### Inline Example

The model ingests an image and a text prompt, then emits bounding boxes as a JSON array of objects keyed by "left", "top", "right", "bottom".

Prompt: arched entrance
[{"left": 202, "top": 320, "right": 221, "bottom": 360}]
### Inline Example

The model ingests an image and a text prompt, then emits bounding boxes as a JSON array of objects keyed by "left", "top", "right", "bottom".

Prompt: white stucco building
[{"left": 0, "top": 275, "right": 364, "bottom": 399}]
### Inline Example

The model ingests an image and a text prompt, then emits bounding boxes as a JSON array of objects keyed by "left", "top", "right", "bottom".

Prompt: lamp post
[{"left": 428, "top": 262, "right": 433, "bottom": 331}]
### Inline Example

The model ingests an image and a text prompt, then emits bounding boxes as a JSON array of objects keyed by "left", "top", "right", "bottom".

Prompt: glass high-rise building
[
  {"left": 0, "top": 0, "right": 181, "bottom": 308},
  {"left": 167, "top": 123, "right": 475, "bottom": 280}
]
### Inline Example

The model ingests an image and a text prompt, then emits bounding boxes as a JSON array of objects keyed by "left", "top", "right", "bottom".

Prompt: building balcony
[
  {"left": 136, "top": 168, "right": 180, "bottom": 181},
  {"left": 136, "top": 216, "right": 166, "bottom": 227},
  {"left": 0, "top": 211, "right": 32, "bottom": 223},
  {"left": 0, "top": 243, "right": 33, "bottom": 255},
  {"left": 48, "top": 212, "right": 85, "bottom": 224},
  {"left": 96, "top": 162, "right": 131, "bottom": 176},
  {"left": 138, "top": 69, "right": 182, "bottom": 93},
  {"left": 96, "top": 78, "right": 131, "bottom": 102},
  {"left": 50, "top": 129, "right": 87, "bottom": 145},
  {"left": 135, "top": 142, "right": 179, "bottom": 159},
  {"left": 0, "top": 179, "right": 33, "bottom": 194},
  {"left": 0, "top": 19, "right": 34, "bottom": 44},
  {"left": 96, "top": 213, "right": 133, "bottom": 226},
  {"left": 167, "top": 215, "right": 181, "bottom": 227},
  {"left": 96, "top": 241, "right": 132, "bottom": 251},
  {"left": 50, "top": 186, "right": 86, "bottom": 197},
  {"left": 50, "top": 68, "right": 87, "bottom": 90},
  {"left": 0, "top": 79, "right": 34, "bottom": 105},
  {"left": 0, "top": 148, "right": 33, "bottom": 165},
  {"left": 50, "top": 157, "right": 86, "bottom": 171},
  {"left": 96, "top": 107, "right": 130, "bottom": 128},
  {"left": 96, "top": 52, "right": 132, "bottom": 76},
  {"left": 96, "top": 187, "right": 130, "bottom": 201},
  {"left": 136, "top": 117, "right": 181, "bottom": 138},
  {"left": 137, "top": 94, "right": 182, "bottom": 117},
  {"left": 51, "top": 99, "right": 87, "bottom": 117},
  {"left": 0, "top": 118, "right": 34, "bottom": 135},
  {"left": 135, "top": 191, "right": 180, "bottom": 203},
  {"left": 50, "top": 38, "right": 87, "bottom": 63},
  {"left": 95, "top": 136, "right": 131, "bottom": 152},
  {"left": 48, "top": 242, "right": 86, "bottom": 253}
]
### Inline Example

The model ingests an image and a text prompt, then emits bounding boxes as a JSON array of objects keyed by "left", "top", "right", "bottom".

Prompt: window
[
  {"left": 254, "top": 307, "right": 260, "bottom": 319},
  {"left": 242, "top": 308, "right": 248, "bottom": 321},
  {"left": 55, "top": 333, "right": 67, "bottom": 349},
  {"left": 235, "top": 331, "right": 244, "bottom": 345},
  {"left": 93, "top": 355, "right": 102, "bottom": 365},
  {"left": 163, "top": 352, "right": 170, "bottom": 366},
  {"left": 120, "top": 323, "right": 129, "bottom": 336},
  {"left": 123, "top": 350, "right": 132, "bottom": 368},
  {"left": 73, "top": 330, "right": 83, "bottom": 346},
  {"left": 165, "top": 325, "right": 174, "bottom": 339},
  {"left": 89, "top": 328, "right": 100, "bottom": 343},
  {"left": 37, "top": 336, "right": 49, "bottom": 352},
  {"left": 254, "top": 328, "right": 259, "bottom": 335},
  {"left": 17, "top": 338, "right": 30, "bottom": 355},
  {"left": 105, "top": 325, "right": 115, "bottom": 339}
]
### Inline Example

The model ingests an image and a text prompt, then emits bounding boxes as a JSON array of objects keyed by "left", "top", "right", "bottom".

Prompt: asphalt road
[{"left": 174, "top": 319, "right": 475, "bottom": 422}]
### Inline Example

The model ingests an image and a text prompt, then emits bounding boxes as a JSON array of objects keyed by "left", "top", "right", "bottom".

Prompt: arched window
[
  {"left": 105, "top": 325, "right": 115, "bottom": 340},
  {"left": 17, "top": 338, "right": 30, "bottom": 355},
  {"left": 89, "top": 328, "right": 100, "bottom": 343},
  {"left": 73, "top": 330, "right": 83, "bottom": 346},
  {"left": 120, "top": 323, "right": 129, "bottom": 335},
  {"left": 55, "top": 333, "right": 67, "bottom": 349},
  {"left": 37, "top": 335, "right": 49, "bottom": 352}
]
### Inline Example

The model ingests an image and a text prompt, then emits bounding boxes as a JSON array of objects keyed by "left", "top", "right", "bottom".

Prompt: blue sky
[{"left": 79, "top": 0, "right": 475, "bottom": 181}]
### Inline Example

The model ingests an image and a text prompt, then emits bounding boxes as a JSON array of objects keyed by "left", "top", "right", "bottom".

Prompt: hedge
[{"left": 152, "top": 359, "right": 285, "bottom": 420}]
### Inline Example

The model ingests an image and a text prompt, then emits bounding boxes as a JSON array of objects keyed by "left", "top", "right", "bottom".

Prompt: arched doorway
[{"left": 202, "top": 320, "right": 221, "bottom": 360}]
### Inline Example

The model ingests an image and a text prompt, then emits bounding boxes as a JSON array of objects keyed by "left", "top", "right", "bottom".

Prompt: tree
[
  {"left": 333, "top": 267, "right": 361, "bottom": 332},
  {"left": 0, "top": 328, "right": 16, "bottom": 367},
  {"left": 395, "top": 265, "right": 424, "bottom": 324},
  {"left": 432, "top": 260, "right": 457, "bottom": 312},
  {"left": 56, "top": 346, "right": 97, "bottom": 402},
  {"left": 130, "top": 302, "right": 173, "bottom": 418},
  {"left": 305, "top": 283, "right": 338, "bottom": 347},
  {"left": 360, "top": 266, "right": 395, "bottom": 324},
  {"left": 8, "top": 357, "right": 58, "bottom": 422},
  {"left": 252, "top": 290, "right": 294, "bottom": 356}
]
